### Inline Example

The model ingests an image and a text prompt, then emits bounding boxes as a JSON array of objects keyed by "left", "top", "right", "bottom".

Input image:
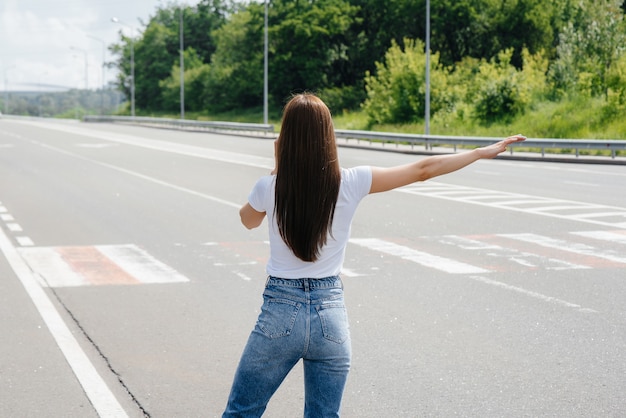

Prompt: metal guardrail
[
  {"left": 335, "top": 129, "right": 626, "bottom": 160},
  {"left": 83, "top": 115, "right": 274, "bottom": 136},
  {"left": 81, "top": 115, "right": 625, "bottom": 162}
]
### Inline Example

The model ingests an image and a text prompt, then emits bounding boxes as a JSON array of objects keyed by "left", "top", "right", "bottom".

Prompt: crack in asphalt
[{"left": 41, "top": 275, "right": 152, "bottom": 418}]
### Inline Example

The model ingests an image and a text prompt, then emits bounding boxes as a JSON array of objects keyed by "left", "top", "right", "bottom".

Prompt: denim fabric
[{"left": 223, "top": 276, "right": 351, "bottom": 417}]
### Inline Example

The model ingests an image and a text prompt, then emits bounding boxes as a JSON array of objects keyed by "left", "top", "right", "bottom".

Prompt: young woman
[{"left": 223, "top": 93, "right": 525, "bottom": 417}]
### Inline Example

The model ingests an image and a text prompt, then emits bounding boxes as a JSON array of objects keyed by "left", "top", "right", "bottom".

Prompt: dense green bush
[{"left": 362, "top": 39, "right": 453, "bottom": 126}]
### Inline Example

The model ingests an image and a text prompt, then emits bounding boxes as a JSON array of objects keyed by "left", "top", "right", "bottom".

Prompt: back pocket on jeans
[
  {"left": 316, "top": 302, "right": 349, "bottom": 344},
  {"left": 257, "top": 297, "right": 301, "bottom": 339}
]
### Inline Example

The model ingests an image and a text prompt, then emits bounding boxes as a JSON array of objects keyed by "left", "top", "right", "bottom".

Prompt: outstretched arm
[{"left": 369, "top": 134, "right": 526, "bottom": 194}]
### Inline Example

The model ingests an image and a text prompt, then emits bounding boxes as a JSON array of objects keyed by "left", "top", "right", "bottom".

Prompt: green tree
[
  {"left": 268, "top": 0, "right": 359, "bottom": 104},
  {"left": 160, "top": 48, "right": 210, "bottom": 111},
  {"left": 204, "top": 6, "right": 264, "bottom": 111},
  {"left": 549, "top": 0, "right": 626, "bottom": 98},
  {"left": 110, "top": 1, "right": 234, "bottom": 113}
]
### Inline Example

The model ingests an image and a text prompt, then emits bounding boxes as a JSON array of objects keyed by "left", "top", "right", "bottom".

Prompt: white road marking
[
  {"left": 0, "top": 225, "right": 128, "bottom": 417},
  {"left": 468, "top": 275, "right": 597, "bottom": 313},
  {"left": 18, "top": 244, "right": 189, "bottom": 287},
  {"left": 23, "top": 121, "right": 273, "bottom": 170},
  {"left": 1, "top": 214, "right": 14, "bottom": 221},
  {"left": 16, "top": 236, "right": 34, "bottom": 246},
  {"left": 572, "top": 230, "right": 626, "bottom": 245},
  {"left": 340, "top": 268, "right": 364, "bottom": 277},
  {"left": 350, "top": 238, "right": 488, "bottom": 274},
  {"left": 75, "top": 143, "right": 118, "bottom": 148},
  {"left": 499, "top": 233, "right": 626, "bottom": 264},
  {"left": 234, "top": 271, "right": 252, "bottom": 281},
  {"left": 34, "top": 142, "right": 242, "bottom": 209},
  {"left": 7, "top": 222, "right": 22, "bottom": 232},
  {"left": 97, "top": 244, "right": 189, "bottom": 285},
  {"left": 439, "top": 235, "right": 590, "bottom": 271},
  {"left": 563, "top": 180, "right": 598, "bottom": 187},
  {"left": 398, "top": 181, "right": 626, "bottom": 228}
]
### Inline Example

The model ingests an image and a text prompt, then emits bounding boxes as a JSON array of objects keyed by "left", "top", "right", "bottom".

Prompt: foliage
[
  {"left": 362, "top": 39, "right": 453, "bottom": 125},
  {"left": 363, "top": 42, "right": 550, "bottom": 126},
  {"left": 102, "top": 0, "right": 626, "bottom": 137},
  {"left": 204, "top": 6, "right": 264, "bottom": 112},
  {"left": 159, "top": 48, "right": 210, "bottom": 111},
  {"left": 549, "top": 0, "right": 626, "bottom": 99},
  {"left": 268, "top": 0, "right": 359, "bottom": 104}
]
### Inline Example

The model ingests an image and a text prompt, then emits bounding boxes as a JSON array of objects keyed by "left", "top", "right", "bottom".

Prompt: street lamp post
[
  {"left": 425, "top": 0, "right": 431, "bottom": 135},
  {"left": 180, "top": 8, "right": 185, "bottom": 120},
  {"left": 2, "top": 65, "right": 15, "bottom": 114},
  {"left": 263, "top": 0, "right": 269, "bottom": 125},
  {"left": 70, "top": 46, "right": 88, "bottom": 90},
  {"left": 111, "top": 17, "right": 136, "bottom": 117},
  {"left": 88, "top": 34, "right": 106, "bottom": 115}
]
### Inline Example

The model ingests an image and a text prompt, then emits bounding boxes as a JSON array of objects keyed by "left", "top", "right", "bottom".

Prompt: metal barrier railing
[
  {"left": 335, "top": 130, "right": 626, "bottom": 160},
  {"left": 83, "top": 115, "right": 274, "bottom": 136},
  {"left": 82, "top": 115, "right": 625, "bottom": 162}
]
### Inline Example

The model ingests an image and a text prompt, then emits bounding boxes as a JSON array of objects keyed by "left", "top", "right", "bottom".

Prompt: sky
[{"left": 1, "top": 0, "right": 202, "bottom": 92}]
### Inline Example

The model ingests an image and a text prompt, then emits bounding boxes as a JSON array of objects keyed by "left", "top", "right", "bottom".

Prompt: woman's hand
[{"left": 476, "top": 134, "right": 526, "bottom": 159}]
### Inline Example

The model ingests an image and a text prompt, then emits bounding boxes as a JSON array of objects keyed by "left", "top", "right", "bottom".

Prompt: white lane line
[
  {"left": 563, "top": 180, "right": 598, "bottom": 187},
  {"left": 0, "top": 224, "right": 128, "bottom": 416},
  {"left": 234, "top": 271, "right": 252, "bottom": 281},
  {"left": 572, "top": 230, "right": 626, "bottom": 245},
  {"left": 398, "top": 181, "right": 626, "bottom": 228},
  {"left": 350, "top": 238, "right": 488, "bottom": 274},
  {"left": 24, "top": 121, "right": 273, "bottom": 170},
  {"left": 499, "top": 233, "right": 626, "bottom": 264},
  {"left": 468, "top": 275, "right": 597, "bottom": 313},
  {"left": 16, "top": 236, "right": 34, "bottom": 246},
  {"left": 35, "top": 142, "right": 241, "bottom": 209},
  {"left": 7, "top": 222, "right": 22, "bottom": 232},
  {"left": 439, "top": 235, "right": 590, "bottom": 271},
  {"left": 1, "top": 214, "right": 14, "bottom": 221}
]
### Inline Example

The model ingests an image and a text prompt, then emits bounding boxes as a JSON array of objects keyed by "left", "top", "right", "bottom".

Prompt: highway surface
[{"left": 1, "top": 118, "right": 625, "bottom": 417}]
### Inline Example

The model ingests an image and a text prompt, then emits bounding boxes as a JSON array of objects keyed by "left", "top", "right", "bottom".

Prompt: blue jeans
[{"left": 223, "top": 276, "right": 351, "bottom": 417}]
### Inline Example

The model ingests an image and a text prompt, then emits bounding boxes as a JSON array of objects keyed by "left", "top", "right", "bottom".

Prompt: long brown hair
[{"left": 274, "top": 94, "right": 341, "bottom": 262}]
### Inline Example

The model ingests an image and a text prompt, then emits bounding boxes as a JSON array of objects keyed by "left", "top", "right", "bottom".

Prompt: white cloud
[{"left": 1, "top": 0, "right": 194, "bottom": 92}]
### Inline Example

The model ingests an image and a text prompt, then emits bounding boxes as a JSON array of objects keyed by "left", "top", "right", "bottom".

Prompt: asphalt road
[{"left": 1, "top": 118, "right": 625, "bottom": 417}]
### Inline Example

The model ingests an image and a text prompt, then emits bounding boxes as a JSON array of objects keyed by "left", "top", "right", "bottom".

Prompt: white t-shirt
[{"left": 248, "top": 166, "right": 372, "bottom": 279}]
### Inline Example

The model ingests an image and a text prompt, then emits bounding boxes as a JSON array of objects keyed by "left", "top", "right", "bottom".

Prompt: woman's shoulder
[
  {"left": 340, "top": 166, "right": 372, "bottom": 197},
  {"left": 341, "top": 166, "right": 372, "bottom": 181}
]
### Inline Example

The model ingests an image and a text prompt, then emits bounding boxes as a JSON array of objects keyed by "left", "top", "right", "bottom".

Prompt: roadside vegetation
[{"left": 3, "top": 0, "right": 626, "bottom": 141}]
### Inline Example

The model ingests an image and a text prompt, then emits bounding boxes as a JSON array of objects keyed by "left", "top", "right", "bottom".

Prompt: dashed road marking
[
  {"left": 350, "top": 238, "right": 489, "bottom": 274},
  {"left": 572, "top": 230, "right": 626, "bottom": 245},
  {"left": 398, "top": 181, "right": 626, "bottom": 228},
  {"left": 498, "top": 233, "right": 626, "bottom": 264}
]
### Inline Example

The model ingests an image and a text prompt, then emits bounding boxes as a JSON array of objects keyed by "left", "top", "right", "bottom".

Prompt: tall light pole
[
  {"left": 179, "top": 7, "right": 185, "bottom": 120},
  {"left": 70, "top": 46, "right": 88, "bottom": 89},
  {"left": 2, "top": 65, "right": 15, "bottom": 114},
  {"left": 111, "top": 17, "right": 136, "bottom": 117},
  {"left": 88, "top": 34, "right": 106, "bottom": 115},
  {"left": 425, "top": 0, "right": 431, "bottom": 135},
  {"left": 263, "top": 0, "right": 269, "bottom": 125}
]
